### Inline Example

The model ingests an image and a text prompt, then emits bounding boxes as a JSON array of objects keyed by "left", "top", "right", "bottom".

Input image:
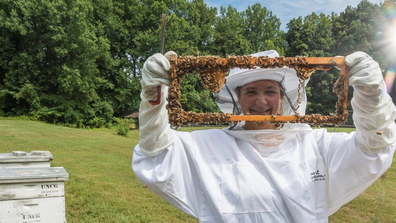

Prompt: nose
[{"left": 255, "top": 94, "right": 268, "bottom": 105}]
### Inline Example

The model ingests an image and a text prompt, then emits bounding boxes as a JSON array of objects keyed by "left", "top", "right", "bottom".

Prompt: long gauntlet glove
[
  {"left": 139, "top": 51, "right": 177, "bottom": 156},
  {"left": 346, "top": 52, "right": 396, "bottom": 153}
]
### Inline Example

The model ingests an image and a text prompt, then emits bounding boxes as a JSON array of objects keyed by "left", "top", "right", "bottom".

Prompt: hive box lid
[
  {"left": 0, "top": 151, "right": 53, "bottom": 163},
  {"left": 0, "top": 167, "right": 69, "bottom": 184}
]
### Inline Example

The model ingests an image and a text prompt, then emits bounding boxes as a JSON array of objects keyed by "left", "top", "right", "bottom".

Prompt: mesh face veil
[
  {"left": 215, "top": 51, "right": 313, "bottom": 154},
  {"left": 214, "top": 50, "right": 309, "bottom": 116}
]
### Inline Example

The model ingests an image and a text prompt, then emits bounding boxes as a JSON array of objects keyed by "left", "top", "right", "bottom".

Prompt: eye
[
  {"left": 245, "top": 91, "right": 257, "bottom": 95},
  {"left": 265, "top": 91, "right": 277, "bottom": 95}
]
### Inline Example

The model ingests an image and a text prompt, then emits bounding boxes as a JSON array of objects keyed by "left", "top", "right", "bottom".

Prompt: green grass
[{"left": 0, "top": 119, "right": 395, "bottom": 222}]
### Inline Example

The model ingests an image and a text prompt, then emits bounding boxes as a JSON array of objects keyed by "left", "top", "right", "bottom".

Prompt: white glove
[
  {"left": 138, "top": 51, "right": 177, "bottom": 156},
  {"left": 346, "top": 51, "right": 396, "bottom": 153},
  {"left": 141, "top": 51, "right": 177, "bottom": 100}
]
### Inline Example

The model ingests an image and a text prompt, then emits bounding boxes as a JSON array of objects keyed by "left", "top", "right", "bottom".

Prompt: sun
[{"left": 378, "top": 19, "right": 396, "bottom": 64}]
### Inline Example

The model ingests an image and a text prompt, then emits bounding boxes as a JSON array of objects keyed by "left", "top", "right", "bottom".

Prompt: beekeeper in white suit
[{"left": 132, "top": 50, "right": 396, "bottom": 222}]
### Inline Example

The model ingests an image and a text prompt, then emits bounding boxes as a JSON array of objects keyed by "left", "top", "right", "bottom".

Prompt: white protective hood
[
  {"left": 214, "top": 50, "right": 309, "bottom": 116},
  {"left": 215, "top": 50, "right": 312, "bottom": 154}
]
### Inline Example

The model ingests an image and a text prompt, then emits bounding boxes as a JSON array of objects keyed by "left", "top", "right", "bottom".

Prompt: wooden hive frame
[{"left": 166, "top": 55, "right": 349, "bottom": 128}]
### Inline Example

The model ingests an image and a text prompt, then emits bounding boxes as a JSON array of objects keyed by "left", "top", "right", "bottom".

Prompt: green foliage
[
  {"left": 15, "top": 83, "right": 41, "bottom": 111},
  {"left": 305, "top": 69, "right": 340, "bottom": 114},
  {"left": 181, "top": 74, "right": 221, "bottom": 113},
  {"left": 333, "top": 0, "right": 382, "bottom": 56},
  {"left": 114, "top": 117, "right": 130, "bottom": 136},
  {"left": 211, "top": 5, "right": 251, "bottom": 56},
  {"left": 286, "top": 12, "right": 339, "bottom": 114},
  {"left": 0, "top": 0, "right": 392, "bottom": 125},
  {"left": 286, "top": 12, "right": 335, "bottom": 57},
  {"left": 241, "top": 3, "right": 286, "bottom": 55},
  {"left": 177, "top": 0, "right": 217, "bottom": 55},
  {"left": 88, "top": 117, "right": 106, "bottom": 128}
]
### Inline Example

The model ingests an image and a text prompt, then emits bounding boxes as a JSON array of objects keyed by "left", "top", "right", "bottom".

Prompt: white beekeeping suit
[{"left": 132, "top": 50, "right": 396, "bottom": 222}]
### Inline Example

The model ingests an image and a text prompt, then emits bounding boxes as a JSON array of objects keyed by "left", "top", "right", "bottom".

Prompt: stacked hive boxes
[{"left": 0, "top": 151, "right": 69, "bottom": 223}]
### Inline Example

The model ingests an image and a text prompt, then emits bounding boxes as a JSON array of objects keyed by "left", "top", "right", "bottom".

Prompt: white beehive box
[
  {"left": 0, "top": 197, "right": 66, "bottom": 223},
  {"left": 0, "top": 151, "right": 53, "bottom": 169},
  {"left": 0, "top": 167, "right": 69, "bottom": 223}
]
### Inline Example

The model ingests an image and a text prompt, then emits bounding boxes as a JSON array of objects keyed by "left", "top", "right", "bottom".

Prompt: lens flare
[{"left": 384, "top": 66, "right": 396, "bottom": 94}]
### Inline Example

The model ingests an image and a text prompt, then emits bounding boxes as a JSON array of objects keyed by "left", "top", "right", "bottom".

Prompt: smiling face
[{"left": 236, "top": 80, "right": 283, "bottom": 130}]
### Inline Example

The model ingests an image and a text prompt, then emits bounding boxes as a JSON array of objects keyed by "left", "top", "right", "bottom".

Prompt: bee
[{"left": 168, "top": 55, "right": 350, "bottom": 127}]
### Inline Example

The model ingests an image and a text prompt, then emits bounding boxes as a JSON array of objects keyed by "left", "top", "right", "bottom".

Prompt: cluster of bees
[
  {"left": 296, "top": 113, "right": 348, "bottom": 127},
  {"left": 166, "top": 55, "right": 348, "bottom": 128}
]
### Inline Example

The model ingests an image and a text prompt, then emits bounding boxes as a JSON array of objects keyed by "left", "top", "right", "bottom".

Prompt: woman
[{"left": 132, "top": 50, "right": 396, "bottom": 222}]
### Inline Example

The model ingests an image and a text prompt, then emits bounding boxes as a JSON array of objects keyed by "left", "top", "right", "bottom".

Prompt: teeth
[{"left": 253, "top": 109, "right": 269, "bottom": 113}]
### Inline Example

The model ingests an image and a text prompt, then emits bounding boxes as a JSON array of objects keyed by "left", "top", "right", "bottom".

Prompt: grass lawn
[{"left": 0, "top": 119, "right": 395, "bottom": 222}]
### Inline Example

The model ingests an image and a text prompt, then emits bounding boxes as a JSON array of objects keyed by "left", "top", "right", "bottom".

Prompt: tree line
[{"left": 1, "top": 0, "right": 395, "bottom": 127}]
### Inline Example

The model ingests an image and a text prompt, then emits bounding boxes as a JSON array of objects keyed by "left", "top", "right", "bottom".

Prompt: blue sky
[{"left": 204, "top": 0, "right": 385, "bottom": 30}]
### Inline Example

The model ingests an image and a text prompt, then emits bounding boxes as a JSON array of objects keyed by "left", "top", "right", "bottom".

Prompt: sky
[{"left": 204, "top": 0, "right": 385, "bottom": 30}]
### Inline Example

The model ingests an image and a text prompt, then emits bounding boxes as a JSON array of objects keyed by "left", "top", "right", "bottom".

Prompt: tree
[
  {"left": 286, "top": 12, "right": 334, "bottom": 57},
  {"left": 286, "top": 12, "right": 338, "bottom": 114},
  {"left": 211, "top": 5, "right": 250, "bottom": 57},
  {"left": 241, "top": 3, "right": 286, "bottom": 55},
  {"left": 332, "top": 0, "right": 382, "bottom": 57},
  {"left": 180, "top": 74, "right": 220, "bottom": 113},
  {"left": 171, "top": 0, "right": 217, "bottom": 55},
  {"left": 0, "top": 0, "right": 115, "bottom": 126},
  {"left": 1, "top": 0, "right": 391, "bottom": 126},
  {"left": 90, "top": 0, "right": 142, "bottom": 117}
]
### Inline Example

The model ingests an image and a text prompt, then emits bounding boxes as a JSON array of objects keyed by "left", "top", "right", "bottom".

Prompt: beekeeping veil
[
  {"left": 214, "top": 50, "right": 308, "bottom": 116},
  {"left": 214, "top": 50, "right": 312, "bottom": 155}
]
